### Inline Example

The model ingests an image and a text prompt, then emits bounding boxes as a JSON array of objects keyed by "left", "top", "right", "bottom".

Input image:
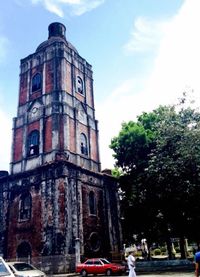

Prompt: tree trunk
[
  {"left": 166, "top": 237, "right": 172, "bottom": 260},
  {"left": 179, "top": 236, "right": 186, "bottom": 259}
]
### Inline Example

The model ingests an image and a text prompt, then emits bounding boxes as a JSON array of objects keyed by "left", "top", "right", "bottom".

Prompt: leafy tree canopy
[{"left": 110, "top": 94, "right": 200, "bottom": 255}]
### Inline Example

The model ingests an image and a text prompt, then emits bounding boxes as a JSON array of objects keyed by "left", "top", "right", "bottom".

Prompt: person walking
[
  {"left": 194, "top": 249, "right": 200, "bottom": 277},
  {"left": 127, "top": 250, "right": 137, "bottom": 277}
]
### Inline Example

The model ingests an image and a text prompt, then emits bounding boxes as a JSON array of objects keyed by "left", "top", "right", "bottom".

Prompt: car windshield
[
  {"left": 0, "top": 261, "right": 12, "bottom": 276},
  {"left": 12, "top": 263, "right": 34, "bottom": 271},
  {"left": 99, "top": 259, "right": 110, "bottom": 264}
]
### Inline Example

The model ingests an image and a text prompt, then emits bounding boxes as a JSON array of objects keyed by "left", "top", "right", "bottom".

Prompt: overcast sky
[{"left": 0, "top": 0, "right": 200, "bottom": 171}]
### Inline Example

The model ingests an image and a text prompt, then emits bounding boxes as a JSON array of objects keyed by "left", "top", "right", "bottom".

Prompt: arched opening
[
  {"left": 89, "top": 191, "right": 96, "bottom": 215},
  {"left": 77, "top": 76, "right": 84, "bottom": 94},
  {"left": 32, "top": 73, "right": 42, "bottom": 92},
  {"left": 80, "top": 133, "right": 88, "bottom": 156},
  {"left": 27, "top": 130, "right": 39, "bottom": 156},
  {"left": 17, "top": 241, "right": 32, "bottom": 259},
  {"left": 19, "top": 192, "right": 32, "bottom": 221},
  {"left": 89, "top": 232, "right": 101, "bottom": 252}
]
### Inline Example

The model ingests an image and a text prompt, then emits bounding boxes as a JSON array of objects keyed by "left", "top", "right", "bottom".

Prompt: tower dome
[
  {"left": 48, "top": 22, "right": 66, "bottom": 39},
  {"left": 36, "top": 22, "right": 78, "bottom": 53}
]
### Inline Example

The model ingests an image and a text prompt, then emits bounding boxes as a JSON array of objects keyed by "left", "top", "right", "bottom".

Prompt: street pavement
[
  {"left": 52, "top": 270, "right": 195, "bottom": 277},
  {"left": 58, "top": 272, "right": 194, "bottom": 277},
  {"left": 136, "top": 273, "right": 193, "bottom": 276}
]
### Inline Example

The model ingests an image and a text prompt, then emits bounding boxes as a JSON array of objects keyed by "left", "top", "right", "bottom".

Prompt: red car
[{"left": 76, "top": 258, "right": 125, "bottom": 276}]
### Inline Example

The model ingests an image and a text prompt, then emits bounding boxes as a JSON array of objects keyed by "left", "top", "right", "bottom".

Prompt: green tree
[
  {"left": 146, "top": 104, "right": 200, "bottom": 257},
  {"left": 110, "top": 106, "right": 169, "bottom": 173},
  {"left": 110, "top": 121, "right": 149, "bottom": 173},
  {"left": 110, "top": 108, "right": 164, "bottom": 249},
  {"left": 110, "top": 96, "right": 200, "bottom": 258}
]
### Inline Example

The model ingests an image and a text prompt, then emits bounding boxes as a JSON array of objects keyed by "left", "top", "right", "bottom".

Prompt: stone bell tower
[
  {"left": 11, "top": 22, "right": 100, "bottom": 174},
  {"left": 0, "top": 23, "right": 122, "bottom": 271}
]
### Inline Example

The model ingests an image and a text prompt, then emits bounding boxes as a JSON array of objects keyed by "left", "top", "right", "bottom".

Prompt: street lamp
[{"left": 75, "top": 238, "right": 80, "bottom": 265}]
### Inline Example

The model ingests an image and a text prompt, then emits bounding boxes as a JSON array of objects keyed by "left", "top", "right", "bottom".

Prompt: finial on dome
[{"left": 48, "top": 22, "right": 66, "bottom": 39}]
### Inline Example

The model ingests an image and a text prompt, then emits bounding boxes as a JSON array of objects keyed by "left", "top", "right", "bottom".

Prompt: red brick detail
[
  {"left": 7, "top": 190, "right": 42, "bottom": 259},
  {"left": 27, "top": 121, "right": 40, "bottom": 133},
  {"left": 90, "top": 129, "right": 98, "bottom": 161},
  {"left": 78, "top": 123, "right": 88, "bottom": 134},
  {"left": 30, "top": 90, "right": 42, "bottom": 101},
  {"left": 32, "top": 67, "right": 41, "bottom": 75},
  {"left": 19, "top": 73, "right": 28, "bottom": 105},
  {"left": 45, "top": 61, "right": 54, "bottom": 93},
  {"left": 13, "top": 128, "right": 23, "bottom": 162},
  {"left": 81, "top": 185, "right": 104, "bottom": 240},
  {"left": 69, "top": 118, "right": 76, "bottom": 152},
  {"left": 85, "top": 77, "right": 93, "bottom": 108},
  {"left": 76, "top": 92, "right": 85, "bottom": 102},
  {"left": 44, "top": 117, "right": 52, "bottom": 152}
]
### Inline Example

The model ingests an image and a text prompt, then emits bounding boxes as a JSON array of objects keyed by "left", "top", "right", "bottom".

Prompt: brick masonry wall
[
  {"left": 0, "top": 161, "right": 121, "bottom": 260},
  {"left": 45, "top": 61, "right": 54, "bottom": 93},
  {"left": 19, "top": 73, "right": 28, "bottom": 105},
  {"left": 7, "top": 185, "right": 43, "bottom": 258},
  {"left": 44, "top": 116, "right": 52, "bottom": 152},
  {"left": 13, "top": 128, "right": 23, "bottom": 162}
]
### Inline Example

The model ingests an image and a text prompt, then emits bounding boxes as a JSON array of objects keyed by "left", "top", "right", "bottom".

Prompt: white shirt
[{"left": 127, "top": 254, "right": 135, "bottom": 270}]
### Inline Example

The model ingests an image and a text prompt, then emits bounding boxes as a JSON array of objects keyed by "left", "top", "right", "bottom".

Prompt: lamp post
[{"left": 75, "top": 238, "right": 80, "bottom": 265}]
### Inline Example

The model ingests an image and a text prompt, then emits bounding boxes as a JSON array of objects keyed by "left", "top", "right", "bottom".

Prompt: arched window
[
  {"left": 17, "top": 241, "right": 32, "bottom": 259},
  {"left": 27, "top": 130, "right": 39, "bottom": 156},
  {"left": 77, "top": 76, "right": 84, "bottom": 94},
  {"left": 32, "top": 73, "right": 42, "bottom": 92},
  {"left": 80, "top": 133, "right": 88, "bottom": 156},
  {"left": 19, "top": 193, "right": 32, "bottom": 221},
  {"left": 89, "top": 232, "right": 101, "bottom": 252},
  {"left": 89, "top": 191, "right": 96, "bottom": 215}
]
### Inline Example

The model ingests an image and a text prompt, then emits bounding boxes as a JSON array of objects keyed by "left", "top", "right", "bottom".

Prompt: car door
[
  {"left": 93, "top": 260, "right": 104, "bottom": 274},
  {"left": 84, "top": 259, "right": 94, "bottom": 274},
  {"left": 0, "top": 258, "right": 15, "bottom": 277}
]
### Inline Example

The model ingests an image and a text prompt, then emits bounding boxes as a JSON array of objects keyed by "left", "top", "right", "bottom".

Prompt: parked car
[
  {"left": 0, "top": 257, "right": 15, "bottom": 277},
  {"left": 7, "top": 262, "right": 46, "bottom": 277},
  {"left": 76, "top": 258, "right": 126, "bottom": 276}
]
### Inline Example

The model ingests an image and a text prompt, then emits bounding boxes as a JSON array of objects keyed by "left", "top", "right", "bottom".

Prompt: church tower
[
  {"left": 0, "top": 23, "right": 122, "bottom": 271},
  {"left": 11, "top": 22, "right": 100, "bottom": 174}
]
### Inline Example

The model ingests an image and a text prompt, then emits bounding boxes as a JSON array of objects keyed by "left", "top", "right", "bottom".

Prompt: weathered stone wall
[{"left": 0, "top": 161, "right": 122, "bottom": 270}]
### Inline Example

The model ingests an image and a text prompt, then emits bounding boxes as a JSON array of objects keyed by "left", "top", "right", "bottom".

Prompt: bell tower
[
  {"left": 11, "top": 22, "right": 100, "bottom": 174},
  {"left": 0, "top": 23, "right": 122, "bottom": 268}
]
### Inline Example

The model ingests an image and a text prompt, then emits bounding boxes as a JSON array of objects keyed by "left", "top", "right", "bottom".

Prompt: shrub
[
  {"left": 154, "top": 248, "right": 161, "bottom": 255},
  {"left": 160, "top": 247, "right": 167, "bottom": 253},
  {"left": 135, "top": 251, "right": 142, "bottom": 257}
]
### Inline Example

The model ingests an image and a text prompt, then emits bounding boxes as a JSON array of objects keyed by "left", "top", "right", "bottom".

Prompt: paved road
[
  {"left": 64, "top": 272, "right": 194, "bottom": 277},
  {"left": 136, "top": 272, "right": 194, "bottom": 276}
]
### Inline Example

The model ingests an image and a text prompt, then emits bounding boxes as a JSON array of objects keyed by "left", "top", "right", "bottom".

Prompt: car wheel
[
  {"left": 81, "top": 270, "right": 87, "bottom": 277},
  {"left": 106, "top": 269, "right": 112, "bottom": 276}
]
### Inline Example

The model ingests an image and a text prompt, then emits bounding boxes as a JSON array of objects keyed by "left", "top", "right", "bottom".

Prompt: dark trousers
[{"left": 195, "top": 262, "right": 200, "bottom": 277}]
